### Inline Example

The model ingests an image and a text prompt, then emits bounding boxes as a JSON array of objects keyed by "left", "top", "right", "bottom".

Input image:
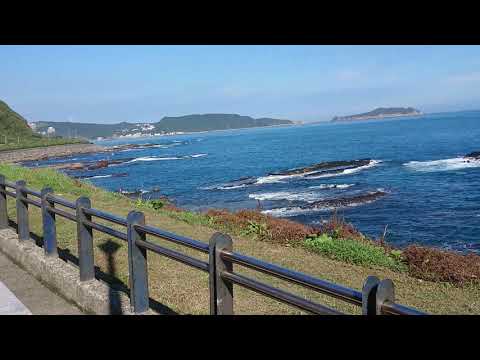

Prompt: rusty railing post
[
  {"left": 15, "top": 180, "right": 30, "bottom": 241},
  {"left": 41, "top": 187, "right": 57, "bottom": 257},
  {"left": 209, "top": 232, "right": 233, "bottom": 315},
  {"left": 76, "top": 196, "right": 95, "bottom": 281},
  {"left": 127, "top": 211, "right": 149, "bottom": 314},
  {"left": 0, "top": 175, "right": 7, "bottom": 229},
  {"left": 362, "top": 275, "right": 380, "bottom": 315}
]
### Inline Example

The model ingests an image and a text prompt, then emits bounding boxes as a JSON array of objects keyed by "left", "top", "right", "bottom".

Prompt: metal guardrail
[{"left": 0, "top": 174, "right": 426, "bottom": 315}]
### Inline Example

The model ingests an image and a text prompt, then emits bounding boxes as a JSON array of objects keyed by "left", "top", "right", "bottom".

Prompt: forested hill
[
  {"left": 155, "top": 114, "right": 293, "bottom": 132},
  {"left": 34, "top": 121, "right": 139, "bottom": 139},
  {"left": 34, "top": 114, "right": 294, "bottom": 139},
  {"left": 0, "top": 100, "right": 35, "bottom": 140}
]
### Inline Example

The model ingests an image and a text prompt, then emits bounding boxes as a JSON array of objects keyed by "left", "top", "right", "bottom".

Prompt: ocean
[{"left": 26, "top": 111, "right": 480, "bottom": 253}]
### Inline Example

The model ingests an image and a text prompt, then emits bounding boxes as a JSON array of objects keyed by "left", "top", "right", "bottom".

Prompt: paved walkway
[{"left": 0, "top": 251, "right": 83, "bottom": 315}]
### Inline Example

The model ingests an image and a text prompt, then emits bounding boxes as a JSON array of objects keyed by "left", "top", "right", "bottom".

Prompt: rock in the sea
[
  {"left": 67, "top": 163, "right": 86, "bottom": 170},
  {"left": 269, "top": 159, "right": 372, "bottom": 176},
  {"left": 87, "top": 160, "right": 110, "bottom": 170},
  {"left": 465, "top": 151, "right": 480, "bottom": 160},
  {"left": 304, "top": 190, "right": 387, "bottom": 209}
]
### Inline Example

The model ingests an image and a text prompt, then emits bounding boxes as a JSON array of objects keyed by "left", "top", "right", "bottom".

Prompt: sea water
[{"left": 28, "top": 111, "right": 480, "bottom": 252}]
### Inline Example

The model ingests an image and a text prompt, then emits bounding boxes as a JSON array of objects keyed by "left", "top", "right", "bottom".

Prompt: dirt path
[{"left": 0, "top": 143, "right": 105, "bottom": 164}]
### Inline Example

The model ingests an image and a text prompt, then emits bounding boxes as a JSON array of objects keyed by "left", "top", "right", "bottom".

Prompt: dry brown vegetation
[
  {"left": 205, "top": 207, "right": 480, "bottom": 288},
  {"left": 403, "top": 245, "right": 480, "bottom": 286},
  {"left": 206, "top": 209, "right": 316, "bottom": 245}
]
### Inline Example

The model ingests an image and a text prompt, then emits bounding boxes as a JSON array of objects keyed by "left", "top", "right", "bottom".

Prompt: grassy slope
[{"left": 1, "top": 163, "right": 479, "bottom": 314}]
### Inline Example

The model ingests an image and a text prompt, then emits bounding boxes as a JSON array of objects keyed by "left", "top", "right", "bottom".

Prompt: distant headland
[
  {"left": 32, "top": 114, "right": 297, "bottom": 140},
  {"left": 331, "top": 107, "right": 423, "bottom": 122}
]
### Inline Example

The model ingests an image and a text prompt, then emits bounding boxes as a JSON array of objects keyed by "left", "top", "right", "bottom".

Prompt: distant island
[
  {"left": 331, "top": 107, "right": 423, "bottom": 122},
  {"left": 33, "top": 114, "right": 296, "bottom": 140}
]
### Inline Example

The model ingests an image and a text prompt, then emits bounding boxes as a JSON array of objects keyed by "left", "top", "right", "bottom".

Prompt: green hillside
[
  {"left": 0, "top": 100, "right": 84, "bottom": 151},
  {"left": 0, "top": 100, "right": 37, "bottom": 140}
]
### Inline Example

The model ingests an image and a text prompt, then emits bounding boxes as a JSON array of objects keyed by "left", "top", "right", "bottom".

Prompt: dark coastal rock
[
  {"left": 465, "top": 151, "right": 480, "bottom": 160},
  {"left": 303, "top": 190, "right": 387, "bottom": 209},
  {"left": 67, "top": 163, "right": 85, "bottom": 170},
  {"left": 87, "top": 160, "right": 110, "bottom": 170},
  {"left": 50, "top": 158, "right": 134, "bottom": 171},
  {"left": 218, "top": 177, "right": 258, "bottom": 189},
  {"left": 269, "top": 159, "right": 371, "bottom": 176},
  {"left": 86, "top": 158, "right": 133, "bottom": 170}
]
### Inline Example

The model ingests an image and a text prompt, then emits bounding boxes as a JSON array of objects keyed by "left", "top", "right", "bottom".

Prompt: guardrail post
[
  {"left": 0, "top": 175, "right": 7, "bottom": 229},
  {"left": 127, "top": 211, "right": 149, "bottom": 314},
  {"left": 76, "top": 197, "right": 95, "bottom": 281},
  {"left": 209, "top": 232, "right": 233, "bottom": 315},
  {"left": 362, "top": 275, "right": 380, "bottom": 315},
  {"left": 41, "top": 187, "right": 57, "bottom": 257},
  {"left": 376, "top": 279, "right": 395, "bottom": 315},
  {"left": 15, "top": 180, "right": 30, "bottom": 241}
]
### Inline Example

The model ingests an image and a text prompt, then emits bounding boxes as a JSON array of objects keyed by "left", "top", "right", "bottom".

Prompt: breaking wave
[
  {"left": 86, "top": 174, "right": 114, "bottom": 179},
  {"left": 125, "top": 153, "right": 207, "bottom": 163},
  {"left": 249, "top": 190, "right": 325, "bottom": 203},
  {"left": 125, "top": 156, "right": 182, "bottom": 163},
  {"left": 308, "top": 183, "right": 355, "bottom": 190},
  {"left": 404, "top": 157, "right": 480, "bottom": 172},
  {"left": 305, "top": 160, "right": 381, "bottom": 179},
  {"left": 190, "top": 153, "right": 208, "bottom": 158}
]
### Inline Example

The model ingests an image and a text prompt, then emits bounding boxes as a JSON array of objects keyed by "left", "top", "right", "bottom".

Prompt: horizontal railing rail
[{"left": 0, "top": 174, "right": 427, "bottom": 315}]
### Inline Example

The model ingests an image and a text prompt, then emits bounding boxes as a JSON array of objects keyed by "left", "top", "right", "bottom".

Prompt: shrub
[
  {"left": 403, "top": 245, "right": 480, "bottom": 286},
  {"left": 318, "top": 211, "right": 365, "bottom": 242},
  {"left": 304, "top": 234, "right": 407, "bottom": 272}
]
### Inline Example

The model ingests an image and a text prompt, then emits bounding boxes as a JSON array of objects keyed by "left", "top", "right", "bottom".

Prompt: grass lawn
[{"left": 1, "top": 163, "right": 479, "bottom": 314}]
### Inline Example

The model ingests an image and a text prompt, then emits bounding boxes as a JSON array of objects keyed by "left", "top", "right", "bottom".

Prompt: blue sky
[{"left": 1, "top": 45, "right": 480, "bottom": 123}]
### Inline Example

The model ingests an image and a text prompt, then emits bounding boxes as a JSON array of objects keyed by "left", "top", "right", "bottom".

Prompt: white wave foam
[
  {"left": 125, "top": 153, "right": 206, "bottom": 163},
  {"left": 262, "top": 206, "right": 329, "bottom": 217},
  {"left": 308, "top": 183, "right": 355, "bottom": 190},
  {"left": 255, "top": 170, "right": 318, "bottom": 184},
  {"left": 120, "top": 189, "right": 149, "bottom": 195},
  {"left": 126, "top": 156, "right": 181, "bottom": 163},
  {"left": 306, "top": 160, "right": 382, "bottom": 179},
  {"left": 219, "top": 184, "right": 247, "bottom": 190},
  {"left": 189, "top": 153, "right": 208, "bottom": 158},
  {"left": 249, "top": 190, "right": 324, "bottom": 203},
  {"left": 404, "top": 157, "right": 480, "bottom": 172},
  {"left": 87, "top": 175, "right": 113, "bottom": 179},
  {"left": 262, "top": 200, "right": 373, "bottom": 217},
  {"left": 200, "top": 183, "right": 248, "bottom": 190}
]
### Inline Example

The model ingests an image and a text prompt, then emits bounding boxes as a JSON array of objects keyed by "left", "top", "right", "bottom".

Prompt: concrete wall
[{"left": 0, "top": 228, "right": 156, "bottom": 315}]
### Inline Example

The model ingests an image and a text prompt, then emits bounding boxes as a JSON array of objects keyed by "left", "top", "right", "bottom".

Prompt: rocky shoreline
[{"left": 0, "top": 143, "right": 106, "bottom": 163}]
